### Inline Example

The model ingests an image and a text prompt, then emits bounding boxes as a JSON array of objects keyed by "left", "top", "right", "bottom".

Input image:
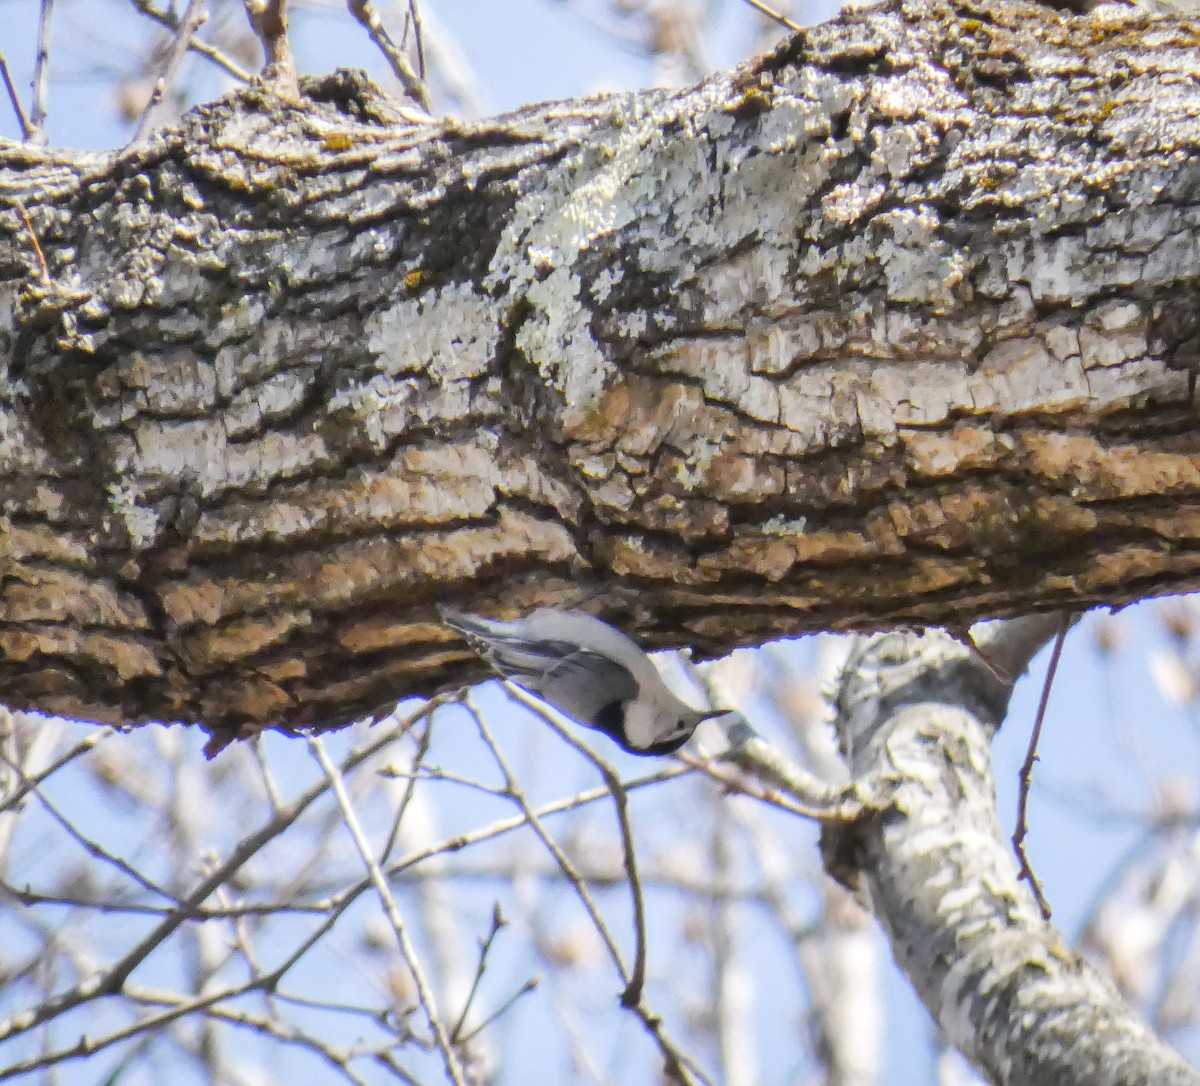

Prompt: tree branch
[
  {"left": 828, "top": 621, "right": 1200, "bottom": 1085},
  {"left": 3, "top": 0, "right": 1200, "bottom": 739}
]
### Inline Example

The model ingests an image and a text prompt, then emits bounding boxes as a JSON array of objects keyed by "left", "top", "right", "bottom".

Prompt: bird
[{"left": 438, "top": 605, "right": 727, "bottom": 756}]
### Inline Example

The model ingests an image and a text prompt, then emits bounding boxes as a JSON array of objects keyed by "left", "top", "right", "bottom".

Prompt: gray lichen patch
[
  {"left": 113, "top": 418, "right": 332, "bottom": 500},
  {"left": 367, "top": 282, "right": 500, "bottom": 380}
]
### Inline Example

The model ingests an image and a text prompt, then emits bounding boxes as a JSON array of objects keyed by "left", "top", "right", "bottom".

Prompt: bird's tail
[{"left": 438, "top": 605, "right": 560, "bottom": 685}]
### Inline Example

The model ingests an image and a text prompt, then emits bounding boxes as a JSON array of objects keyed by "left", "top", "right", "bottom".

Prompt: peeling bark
[{"left": 3, "top": 0, "right": 1200, "bottom": 739}]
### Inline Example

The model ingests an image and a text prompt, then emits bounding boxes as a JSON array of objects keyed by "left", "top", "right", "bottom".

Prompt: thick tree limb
[
  {"left": 2, "top": 0, "right": 1200, "bottom": 739},
  {"left": 827, "top": 618, "right": 1200, "bottom": 1085}
]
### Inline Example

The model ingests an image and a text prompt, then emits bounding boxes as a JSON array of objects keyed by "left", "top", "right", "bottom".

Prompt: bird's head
[{"left": 610, "top": 699, "right": 728, "bottom": 756}]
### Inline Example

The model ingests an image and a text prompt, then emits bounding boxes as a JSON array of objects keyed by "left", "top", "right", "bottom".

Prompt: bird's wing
[
  {"left": 440, "top": 607, "right": 637, "bottom": 726},
  {"left": 533, "top": 649, "right": 639, "bottom": 728}
]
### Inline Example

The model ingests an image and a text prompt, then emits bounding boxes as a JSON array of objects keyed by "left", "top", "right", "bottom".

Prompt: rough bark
[
  {"left": 828, "top": 618, "right": 1200, "bottom": 1086},
  {"left": 3, "top": 0, "right": 1200, "bottom": 741}
]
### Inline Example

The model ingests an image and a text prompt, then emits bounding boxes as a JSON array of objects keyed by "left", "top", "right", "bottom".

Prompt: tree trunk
[
  {"left": 830, "top": 617, "right": 1200, "bottom": 1086},
  {"left": 2, "top": 0, "right": 1200, "bottom": 741}
]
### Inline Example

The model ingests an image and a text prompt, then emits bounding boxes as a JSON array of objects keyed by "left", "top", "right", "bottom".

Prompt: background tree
[{"left": 3, "top": 1, "right": 1200, "bottom": 1084}]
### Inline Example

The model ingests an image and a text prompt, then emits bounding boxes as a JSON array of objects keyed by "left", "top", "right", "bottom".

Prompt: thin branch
[
  {"left": 717, "top": 717, "right": 867, "bottom": 821},
  {"left": 502, "top": 685, "right": 652, "bottom": 1008},
  {"left": 383, "top": 765, "right": 693, "bottom": 880},
  {"left": 371, "top": 1049, "right": 428, "bottom": 1086},
  {"left": 130, "top": 0, "right": 253, "bottom": 83},
  {"left": 12, "top": 200, "right": 49, "bottom": 285},
  {"left": 468, "top": 693, "right": 717, "bottom": 1086},
  {"left": 0, "top": 882, "right": 332, "bottom": 917},
  {"left": 970, "top": 612, "right": 1076, "bottom": 682},
  {"left": 347, "top": 0, "right": 432, "bottom": 112},
  {"left": 0, "top": 54, "right": 36, "bottom": 142},
  {"left": 30, "top": 787, "right": 178, "bottom": 902},
  {"left": 403, "top": 0, "right": 426, "bottom": 82},
  {"left": 739, "top": 0, "right": 801, "bottom": 32},
  {"left": 379, "top": 717, "right": 433, "bottom": 863},
  {"left": 0, "top": 957, "right": 397, "bottom": 1083},
  {"left": 249, "top": 734, "right": 285, "bottom": 814},
  {"left": 0, "top": 726, "right": 113, "bottom": 814},
  {"left": 124, "top": 986, "right": 378, "bottom": 1086},
  {"left": 0, "top": 699, "right": 436, "bottom": 1046},
  {"left": 271, "top": 987, "right": 405, "bottom": 1024},
  {"left": 1012, "top": 612, "right": 1072, "bottom": 920},
  {"left": 455, "top": 976, "right": 539, "bottom": 1045},
  {"left": 29, "top": 0, "right": 54, "bottom": 136},
  {"left": 467, "top": 696, "right": 627, "bottom": 981},
  {"left": 309, "top": 734, "right": 468, "bottom": 1086},
  {"left": 243, "top": 0, "right": 298, "bottom": 92},
  {"left": 378, "top": 760, "right": 513, "bottom": 801},
  {"left": 0, "top": 984, "right": 241, "bottom": 1080},
  {"left": 450, "top": 902, "right": 504, "bottom": 1043},
  {"left": 129, "top": 0, "right": 209, "bottom": 143}
]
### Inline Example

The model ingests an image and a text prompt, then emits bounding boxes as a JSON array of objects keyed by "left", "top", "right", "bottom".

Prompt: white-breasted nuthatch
[{"left": 439, "top": 605, "right": 726, "bottom": 756}]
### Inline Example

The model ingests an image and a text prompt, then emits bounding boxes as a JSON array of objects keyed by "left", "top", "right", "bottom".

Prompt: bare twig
[
  {"left": 249, "top": 735, "right": 285, "bottom": 814},
  {"left": 0, "top": 882, "right": 332, "bottom": 917},
  {"left": 740, "top": 0, "right": 801, "bottom": 33},
  {"left": 969, "top": 613, "right": 1076, "bottom": 682},
  {"left": 347, "top": 0, "right": 432, "bottom": 112},
  {"left": 402, "top": 0, "right": 426, "bottom": 82},
  {"left": 467, "top": 697, "right": 627, "bottom": 980},
  {"left": 717, "top": 718, "right": 866, "bottom": 821},
  {"left": 12, "top": 200, "right": 50, "bottom": 285},
  {"left": 0, "top": 53, "right": 36, "bottom": 141},
  {"left": 0, "top": 700, "right": 436, "bottom": 1046},
  {"left": 450, "top": 902, "right": 505, "bottom": 1042},
  {"left": 379, "top": 716, "right": 434, "bottom": 863},
  {"left": 130, "top": 0, "right": 253, "bottom": 83},
  {"left": 455, "top": 976, "right": 539, "bottom": 1045},
  {"left": 470, "top": 693, "right": 717, "bottom": 1086},
  {"left": 382, "top": 767, "right": 694, "bottom": 880},
  {"left": 400, "top": 2, "right": 486, "bottom": 117},
  {"left": 947, "top": 622, "right": 1016, "bottom": 686},
  {"left": 126, "top": 985, "right": 378, "bottom": 1086},
  {"left": 379, "top": 762, "right": 510, "bottom": 799},
  {"left": 243, "top": 0, "right": 297, "bottom": 91},
  {"left": 130, "top": 0, "right": 209, "bottom": 143},
  {"left": 0, "top": 954, "right": 394, "bottom": 1083},
  {"left": 502, "top": 686, "right": 652, "bottom": 1008},
  {"left": 0, "top": 726, "right": 112, "bottom": 813},
  {"left": 309, "top": 735, "right": 468, "bottom": 1086},
  {"left": 29, "top": 0, "right": 54, "bottom": 137},
  {"left": 244, "top": 0, "right": 294, "bottom": 86},
  {"left": 1012, "top": 612, "right": 1072, "bottom": 920},
  {"left": 31, "top": 787, "right": 178, "bottom": 902}
]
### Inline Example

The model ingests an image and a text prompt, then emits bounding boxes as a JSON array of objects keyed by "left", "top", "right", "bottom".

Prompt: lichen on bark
[{"left": 3, "top": 0, "right": 1200, "bottom": 740}]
